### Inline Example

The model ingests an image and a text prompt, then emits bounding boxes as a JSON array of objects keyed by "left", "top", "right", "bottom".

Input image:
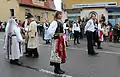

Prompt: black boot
[
  {"left": 54, "top": 63, "right": 65, "bottom": 74},
  {"left": 48, "top": 40, "right": 50, "bottom": 44},
  {"left": 74, "top": 41, "right": 77, "bottom": 45},
  {"left": 97, "top": 41, "right": 102, "bottom": 49},
  {"left": 10, "top": 59, "right": 22, "bottom": 65},
  {"left": 25, "top": 51, "right": 32, "bottom": 57},
  {"left": 24, "top": 43, "right": 28, "bottom": 55},
  {"left": 15, "top": 59, "right": 23, "bottom": 65},
  {"left": 97, "top": 47, "right": 102, "bottom": 49},
  {"left": 77, "top": 42, "right": 80, "bottom": 44},
  {"left": 66, "top": 41, "right": 68, "bottom": 47},
  {"left": 46, "top": 40, "right": 48, "bottom": 44},
  {"left": 33, "top": 48, "right": 39, "bottom": 58},
  {"left": 10, "top": 60, "right": 16, "bottom": 64},
  {"left": 25, "top": 49, "right": 32, "bottom": 57}
]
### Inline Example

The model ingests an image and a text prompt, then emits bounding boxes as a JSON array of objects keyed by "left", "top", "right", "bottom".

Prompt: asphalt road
[{"left": 0, "top": 32, "right": 120, "bottom": 77}]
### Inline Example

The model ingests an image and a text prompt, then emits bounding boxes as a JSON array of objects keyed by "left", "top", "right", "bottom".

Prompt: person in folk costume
[
  {"left": 63, "top": 19, "right": 69, "bottom": 47},
  {"left": 26, "top": 13, "right": 39, "bottom": 58},
  {"left": 84, "top": 14, "right": 98, "bottom": 56},
  {"left": 113, "top": 24, "right": 119, "bottom": 43},
  {"left": 109, "top": 28, "right": 113, "bottom": 42},
  {"left": 43, "top": 19, "right": 51, "bottom": 44},
  {"left": 97, "top": 20, "right": 104, "bottom": 49},
  {"left": 78, "top": 18, "right": 83, "bottom": 39},
  {"left": 22, "top": 16, "right": 30, "bottom": 55},
  {"left": 103, "top": 22, "right": 110, "bottom": 42},
  {"left": 48, "top": 11, "right": 67, "bottom": 74},
  {"left": 72, "top": 20, "right": 81, "bottom": 45},
  {"left": 4, "top": 17, "right": 23, "bottom": 65},
  {"left": 117, "top": 25, "right": 120, "bottom": 42}
]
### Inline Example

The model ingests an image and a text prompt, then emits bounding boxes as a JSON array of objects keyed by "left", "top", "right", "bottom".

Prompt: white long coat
[
  {"left": 43, "top": 23, "right": 50, "bottom": 40},
  {"left": 4, "top": 19, "right": 23, "bottom": 60},
  {"left": 27, "top": 21, "right": 38, "bottom": 49}
]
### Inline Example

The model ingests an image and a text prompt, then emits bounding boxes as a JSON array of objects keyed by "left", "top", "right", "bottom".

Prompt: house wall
[
  {"left": 63, "top": 0, "right": 120, "bottom": 9},
  {"left": 0, "top": 0, "right": 55, "bottom": 22},
  {"left": 19, "top": 6, "right": 55, "bottom": 22},
  {"left": 81, "top": 8, "right": 108, "bottom": 22},
  {"left": 0, "top": 0, "right": 19, "bottom": 22}
]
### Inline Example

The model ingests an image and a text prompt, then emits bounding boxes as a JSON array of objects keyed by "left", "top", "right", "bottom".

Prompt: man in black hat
[{"left": 25, "top": 13, "right": 39, "bottom": 58}]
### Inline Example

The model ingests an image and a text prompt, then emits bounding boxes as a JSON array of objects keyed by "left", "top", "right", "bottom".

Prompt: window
[
  {"left": 25, "top": 9, "right": 30, "bottom": 16},
  {"left": 44, "top": 12, "right": 48, "bottom": 20},
  {"left": 10, "top": 9, "right": 14, "bottom": 16},
  {"left": 37, "top": 16, "right": 40, "bottom": 21},
  {"left": 41, "top": 12, "right": 44, "bottom": 18}
]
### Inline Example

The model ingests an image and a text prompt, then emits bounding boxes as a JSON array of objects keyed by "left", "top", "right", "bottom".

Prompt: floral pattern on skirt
[{"left": 50, "top": 37, "right": 66, "bottom": 64}]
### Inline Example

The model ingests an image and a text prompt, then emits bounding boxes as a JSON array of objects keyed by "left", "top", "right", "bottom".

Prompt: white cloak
[
  {"left": 43, "top": 23, "right": 50, "bottom": 40},
  {"left": 4, "top": 19, "right": 23, "bottom": 60}
]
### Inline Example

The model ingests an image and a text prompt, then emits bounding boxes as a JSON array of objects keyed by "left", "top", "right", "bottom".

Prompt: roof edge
[{"left": 19, "top": 2, "right": 56, "bottom": 11}]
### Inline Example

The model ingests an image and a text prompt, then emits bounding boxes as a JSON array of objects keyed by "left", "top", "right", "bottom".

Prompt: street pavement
[{"left": 0, "top": 32, "right": 120, "bottom": 77}]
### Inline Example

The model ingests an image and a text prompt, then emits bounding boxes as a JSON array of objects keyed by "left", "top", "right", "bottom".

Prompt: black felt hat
[{"left": 26, "top": 13, "right": 33, "bottom": 19}]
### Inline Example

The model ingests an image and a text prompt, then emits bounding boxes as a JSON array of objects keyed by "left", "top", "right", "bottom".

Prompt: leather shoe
[
  {"left": 54, "top": 69, "right": 65, "bottom": 74},
  {"left": 15, "top": 61, "right": 23, "bottom": 66},
  {"left": 10, "top": 60, "right": 23, "bottom": 66},
  {"left": 88, "top": 52, "right": 98, "bottom": 56},
  {"left": 59, "top": 69, "right": 65, "bottom": 74},
  {"left": 74, "top": 43, "right": 77, "bottom": 45},
  {"left": 97, "top": 47, "right": 102, "bottom": 49}
]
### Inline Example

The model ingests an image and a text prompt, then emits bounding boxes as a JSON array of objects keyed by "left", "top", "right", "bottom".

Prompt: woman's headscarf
[{"left": 5, "top": 18, "right": 18, "bottom": 34}]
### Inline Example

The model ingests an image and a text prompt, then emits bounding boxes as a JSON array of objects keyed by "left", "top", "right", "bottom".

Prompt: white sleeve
[
  {"left": 84, "top": 20, "right": 90, "bottom": 32},
  {"left": 72, "top": 24, "right": 75, "bottom": 33},
  {"left": 78, "top": 24, "right": 81, "bottom": 32},
  {"left": 47, "top": 21, "right": 57, "bottom": 38},
  {"left": 23, "top": 19, "right": 29, "bottom": 31},
  {"left": 43, "top": 23, "right": 46, "bottom": 29},
  {"left": 4, "top": 21, "right": 9, "bottom": 49},
  {"left": 24, "top": 19, "right": 28, "bottom": 28},
  {"left": 98, "top": 24, "right": 102, "bottom": 31},
  {"left": 15, "top": 27, "right": 23, "bottom": 42},
  {"left": 63, "top": 23, "right": 66, "bottom": 30}
]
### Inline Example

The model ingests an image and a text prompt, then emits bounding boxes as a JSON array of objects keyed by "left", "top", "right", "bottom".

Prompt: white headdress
[{"left": 5, "top": 18, "right": 18, "bottom": 34}]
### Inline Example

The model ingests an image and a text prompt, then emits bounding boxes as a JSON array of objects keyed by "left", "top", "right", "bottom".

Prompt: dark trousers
[
  {"left": 46, "top": 40, "right": 50, "bottom": 44},
  {"left": 74, "top": 31, "right": 80, "bottom": 44},
  {"left": 97, "top": 41, "right": 101, "bottom": 48},
  {"left": 40, "top": 26, "right": 43, "bottom": 36},
  {"left": 25, "top": 43, "right": 28, "bottom": 53},
  {"left": 113, "top": 35, "right": 117, "bottom": 43},
  {"left": 80, "top": 28, "right": 84, "bottom": 39},
  {"left": 37, "top": 26, "right": 40, "bottom": 35},
  {"left": 93, "top": 31, "right": 98, "bottom": 45},
  {"left": 86, "top": 31, "right": 95, "bottom": 54},
  {"left": 27, "top": 48, "right": 39, "bottom": 57},
  {"left": 54, "top": 63, "right": 61, "bottom": 70}
]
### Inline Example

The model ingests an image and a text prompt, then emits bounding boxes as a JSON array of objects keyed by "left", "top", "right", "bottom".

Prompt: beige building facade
[
  {"left": 63, "top": 0, "right": 120, "bottom": 9},
  {"left": 0, "top": 0, "right": 56, "bottom": 22},
  {"left": 63, "top": 0, "right": 120, "bottom": 25},
  {"left": 0, "top": 0, "right": 19, "bottom": 21}
]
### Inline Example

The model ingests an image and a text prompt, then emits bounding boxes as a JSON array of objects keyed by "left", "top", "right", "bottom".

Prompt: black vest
[
  {"left": 55, "top": 21, "right": 63, "bottom": 33},
  {"left": 45, "top": 23, "right": 49, "bottom": 27}
]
